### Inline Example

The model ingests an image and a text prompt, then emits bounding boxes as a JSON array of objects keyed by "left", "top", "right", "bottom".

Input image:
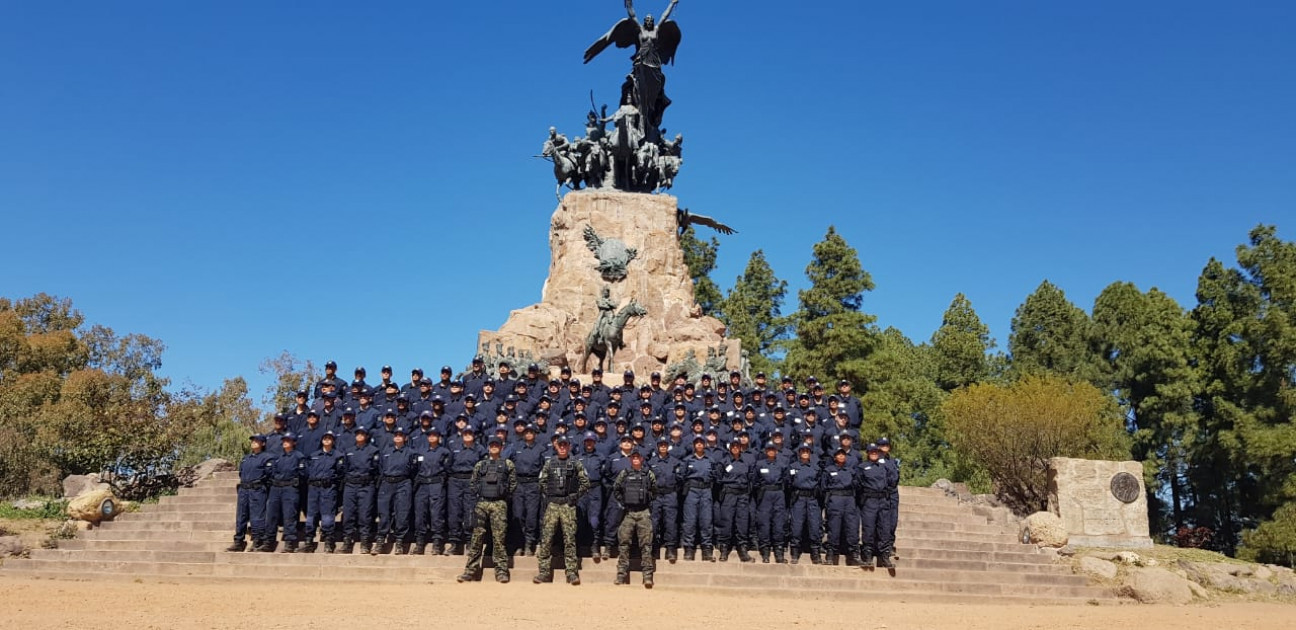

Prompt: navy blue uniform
[
  {"left": 821, "top": 461, "right": 860, "bottom": 561},
  {"left": 680, "top": 453, "right": 717, "bottom": 551},
  {"left": 508, "top": 441, "right": 548, "bottom": 550},
  {"left": 647, "top": 452, "right": 681, "bottom": 553},
  {"left": 862, "top": 455, "right": 900, "bottom": 562},
  {"left": 341, "top": 443, "right": 379, "bottom": 545},
  {"left": 234, "top": 451, "right": 274, "bottom": 546},
  {"left": 576, "top": 447, "right": 605, "bottom": 550},
  {"left": 376, "top": 445, "right": 416, "bottom": 545},
  {"left": 267, "top": 449, "right": 306, "bottom": 543},
  {"left": 714, "top": 455, "right": 754, "bottom": 555},
  {"left": 412, "top": 442, "right": 452, "bottom": 548},
  {"left": 304, "top": 447, "right": 344, "bottom": 545},
  {"left": 447, "top": 443, "right": 486, "bottom": 546},
  {"left": 787, "top": 459, "right": 823, "bottom": 557},
  {"left": 753, "top": 455, "right": 789, "bottom": 557}
]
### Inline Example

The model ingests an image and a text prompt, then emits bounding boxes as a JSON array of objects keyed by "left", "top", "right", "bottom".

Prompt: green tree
[
  {"left": 1240, "top": 501, "right": 1296, "bottom": 567},
  {"left": 679, "top": 226, "right": 723, "bottom": 315},
  {"left": 1092, "top": 281, "right": 1199, "bottom": 533},
  {"left": 944, "top": 374, "right": 1131, "bottom": 514},
  {"left": 930, "top": 293, "right": 995, "bottom": 391},
  {"left": 1008, "top": 281, "right": 1101, "bottom": 383},
  {"left": 258, "top": 351, "right": 319, "bottom": 421},
  {"left": 169, "top": 377, "right": 259, "bottom": 466},
  {"left": 782, "top": 226, "right": 878, "bottom": 381},
  {"left": 716, "top": 249, "right": 788, "bottom": 375}
]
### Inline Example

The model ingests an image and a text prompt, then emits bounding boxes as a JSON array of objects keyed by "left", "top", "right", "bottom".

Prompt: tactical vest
[
  {"left": 622, "top": 470, "right": 650, "bottom": 508},
  {"left": 478, "top": 459, "right": 508, "bottom": 500},
  {"left": 545, "top": 459, "right": 580, "bottom": 498}
]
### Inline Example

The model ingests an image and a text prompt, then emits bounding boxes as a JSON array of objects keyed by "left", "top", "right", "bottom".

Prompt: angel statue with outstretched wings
[{"left": 584, "top": 0, "right": 682, "bottom": 143}]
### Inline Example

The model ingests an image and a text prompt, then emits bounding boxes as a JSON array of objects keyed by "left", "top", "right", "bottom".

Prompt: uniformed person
[
  {"left": 458, "top": 435, "right": 517, "bottom": 583},
  {"left": 267, "top": 433, "right": 306, "bottom": 552},
  {"left": 715, "top": 439, "right": 755, "bottom": 563},
  {"left": 859, "top": 443, "right": 898, "bottom": 568},
  {"left": 877, "top": 436, "right": 900, "bottom": 562},
  {"left": 374, "top": 427, "right": 416, "bottom": 554},
  {"left": 446, "top": 427, "right": 486, "bottom": 555},
  {"left": 302, "top": 430, "right": 344, "bottom": 553},
  {"left": 787, "top": 444, "right": 823, "bottom": 564},
  {"left": 507, "top": 424, "right": 547, "bottom": 555},
  {"left": 340, "top": 426, "right": 379, "bottom": 554},
  {"left": 575, "top": 431, "right": 605, "bottom": 555},
  {"left": 412, "top": 428, "right": 451, "bottom": 555},
  {"left": 821, "top": 447, "right": 861, "bottom": 566},
  {"left": 612, "top": 451, "right": 656, "bottom": 588},
  {"left": 647, "top": 438, "right": 680, "bottom": 563},
  {"left": 753, "top": 441, "right": 790, "bottom": 563},
  {"left": 535, "top": 435, "right": 590, "bottom": 586},
  {"left": 227, "top": 434, "right": 273, "bottom": 552},
  {"left": 680, "top": 436, "right": 717, "bottom": 561},
  {"left": 599, "top": 435, "right": 636, "bottom": 560}
]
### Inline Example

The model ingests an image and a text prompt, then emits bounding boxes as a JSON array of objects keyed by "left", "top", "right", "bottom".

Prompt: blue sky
[{"left": 2, "top": 1, "right": 1293, "bottom": 406}]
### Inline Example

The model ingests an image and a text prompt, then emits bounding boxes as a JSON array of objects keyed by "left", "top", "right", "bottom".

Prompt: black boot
[
  {"left": 846, "top": 550, "right": 861, "bottom": 566},
  {"left": 412, "top": 542, "right": 426, "bottom": 555},
  {"left": 301, "top": 541, "right": 317, "bottom": 554},
  {"left": 280, "top": 541, "right": 298, "bottom": 554},
  {"left": 717, "top": 546, "right": 730, "bottom": 562},
  {"left": 257, "top": 540, "right": 276, "bottom": 553},
  {"left": 225, "top": 541, "right": 246, "bottom": 552},
  {"left": 702, "top": 547, "right": 715, "bottom": 562},
  {"left": 790, "top": 549, "right": 801, "bottom": 565},
  {"left": 429, "top": 540, "right": 442, "bottom": 556},
  {"left": 759, "top": 547, "right": 770, "bottom": 563},
  {"left": 666, "top": 547, "right": 678, "bottom": 564},
  {"left": 341, "top": 539, "right": 355, "bottom": 554},
  {"left": 683, "top": 547, "right": 696, "bottom": 561},
  {"left": 877, "top": 550, "right": 895, "bottom": 569},
  {"left": 825, "top": 552, "right": 838, "bottom": 566},
  {"left": 324, "top": 541, "right": 336, "bottom": 554},
  {"left": 775, "top": 546, "right": 786, "bottom": 564},
  {"left": 809, "top": 548, "right": 823, "bottom": 565},
  {"left": 360, "top": 542, "right": 373, "bottom": 555},
  {"left": 452, "top": 543, "right": 465, "bottom": 556},
  {"left": 737, "top": 546, "right": 754, "bottom": 563},
  {"left": 394, "top": 542, "right": 408, "bottom": 555}
]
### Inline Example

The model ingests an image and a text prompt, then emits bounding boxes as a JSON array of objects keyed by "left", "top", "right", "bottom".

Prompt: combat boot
[
  {"left": 452, "top": 543, "right": 465, "bottom": 556},
  {"left": 643, "top": 574, "right": 654, "bottom": 589},
  {"left": 496, "top": 571, "right": 510, "bottom": 583},
  {"left": 324, "top": 541, "right": 336, "bottom": 554},
  {"left": 666, "top": 547, "right": 678, "bottom": 563},
  {"left": 702, "top": 546, "right": 715, "bottom": 562},
  {"left": 567, "top": 573, "right": 581, "bottom": 586},
  {"left": 737, "top": 546, "right": 754, "bottom": 563},
  {"left": 599, "top": 545, "right": 610, "bottom": 561},
  {"left": 394, "top": 542, "right": 408, "bottom": 555},
  {"left": 360, "top": 542, "right": 373, "bottom": 555},
  {"left": 457, "top": 571, "right": 478, "bottom": 583},
  {"left": 846, "top": 550, "right": 861, "bottom": 567},
  {"left": 790, "top": 549, "right": 801, "bottom": 565},
  {"left": 532, "top": 573, "right": 553, "bottom": 584},
  {"left": 759, "top": 547, "right": 771, "bottom": 563},
  {"left": 341, "top": 539, "right": 355, "bottom": 554},
  {"left": 775, "top": 546, "right": 786, "bottom": 563},
  {"left": 256, "top": 540, "right": 275, "bottom": 553},
  {"left": 281, "top": 541, "right": 298, "bottom": 554},
  {"left": 412, "top": 542, "right": 426, "bottom": 555},
  {"left": 825, "top": 551, "right": 838, "bottom": 566},
  {"left": 683, "top": 547, "right": 696, "bottom": 561},
  {"left": 717, "top": 546, "right": 730, "bottom": 562},
  {"left": 225, "top": 541, "right": 246, "bottom": 553},
  {"left": 614, "top": 572, "right": 629, "bottom": 585},
  {"left": 809, "top": 548, "right": 822, "bottom": 565},
  {"left": 301, "top": 541, "right": 317, "bottom": 554},
  {"left": 429, "top": 540, "right": 443, "bottom": 556}
]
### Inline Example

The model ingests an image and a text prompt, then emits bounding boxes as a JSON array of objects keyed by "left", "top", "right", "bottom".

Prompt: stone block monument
[{"left": 1047, "top": 457, "right": 1153, "bottom": 549}]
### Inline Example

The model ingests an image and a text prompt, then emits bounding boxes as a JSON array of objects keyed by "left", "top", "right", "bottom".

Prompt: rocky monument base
[
  {"left": 1047, "top": 457, "right": 1154, "bottom": 549},
  {"left": 479, "top": 190, "right": 740, "bottom": 378}
]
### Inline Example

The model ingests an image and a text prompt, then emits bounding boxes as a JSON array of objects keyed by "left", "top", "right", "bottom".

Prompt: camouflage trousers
[
  {"left": 464, "top": 499, "right": 509, "bottom": 577},
  {"left": 537, "top": 501, "right": 579, "bottom": 579},
  {"left": 617, "top": 508, "right": 654, "bottom": 578}
]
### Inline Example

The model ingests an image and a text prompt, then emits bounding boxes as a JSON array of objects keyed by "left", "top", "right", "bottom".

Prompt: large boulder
[
  {"left": 1022, "top": 511, "right": 1068, "bottom": 548},
  {"left": 66, "top": 488, "right": 120, "bottom": 525},
  {"left": 0, "top": 535, "right": 24, "bottom": 558},
  {"left": 61, "top": 473, "right": 109, "bottom": 499},
  {"left": 1121, "top": 567, "right": 1194, "bottom": 604},
  {"left": 1077, "top": 556, "right": 1118, "bottom": 580}
]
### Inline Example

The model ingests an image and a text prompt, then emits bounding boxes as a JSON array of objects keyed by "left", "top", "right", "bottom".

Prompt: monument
[
  {"left": 478, "top": 0, "right": 742, "bottom": 378},
  {"left": 1047, "top": 457, "right": 1154, "bottom": 549}
]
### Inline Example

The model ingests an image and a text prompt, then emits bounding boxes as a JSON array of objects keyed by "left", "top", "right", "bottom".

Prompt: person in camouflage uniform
[
  {"left": 534, "top": 435, "right": 591, "bottom": 585},
  {"left": 613, "top": 451, "right": 657, "bottom": 588},
  {"left": 457, "top": 435, "right": 517, "bottom": 583}
]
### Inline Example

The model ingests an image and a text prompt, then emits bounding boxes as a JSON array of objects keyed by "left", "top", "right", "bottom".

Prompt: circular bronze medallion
[{"left": 1110, "top": 472, "right": 1140, "bottom": 503}]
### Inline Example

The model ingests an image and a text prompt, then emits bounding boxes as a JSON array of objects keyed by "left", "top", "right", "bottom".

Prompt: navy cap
[
  {"left": 323, "top": 391, "right": 337, "bottom": 399},
  {"left": 384, "top": 408, "right": 397, "bottom": 417},
  {"left": 465, "top": 394, "right": 477, "bottom": 402},
  {"left": 274, "top": 413, "right": 287, "bottom": 421},
  {"left": 591, "top": 368, "right": 603, "bottom": 375},
  {"left": 411, "top": 368, "right": 424, "bottom": 375},
  {"left": 797, "top": 443, "right": 813, "bottom": 452},
  {"left": 513, "top": 418, "right": 528, "bottom": 426},
  {"left": 743, "top": 404, "right": 755, "bottom": 412},
  {"left": 351, "top": 379, "right": 364, "bottom": 388},
  {"left": 619, "top": 435, "right": 634, "bottom": 443},
  {"left": 355, "top": 426, "right": 370, "bottom": 434},
  {"left": 440, "top": 365, "right": 452, "bottom": 373},
  {"left": 624, "top": 370, "right": 634, "bottom": 377},
  {"left": 866, "top": 442, "right": 880, "bottom": 452},
  {"left": 528, "top": 363, "right": 539, "bottom": 372},
  {"left": 281, "top": 432, "right": 297, "bottom": 442},
  {"left": 250, "top": 434, "right": 266, "bottom": 442},
  {"left": 877, "top": 437, "right": 891, "bottom": 447},
  {"left": 295, "top": 390, "right": 308, "bottom": 398},
  {"left": 651, "top": 372, "right": 662, "bottom": 379},
  {"left": 432, "top": 395, "right": 446, "bottom": 405},
  {"left": 384, "top": 382, "right": 399, "bottom": 390},
  {"left": 582, "top": 431, "right": 598, "bottom": 442},
  {"left": 524, "top": 424, "right": 538, "bottom": 433},
  {"left": 455, "top": 414, "right": 469, "bottom": 422},
  {"left": 450, "top": 380, "right": 464, "bottom": 388},
  {"left": 382, "top": 365, "right": 393, "bottom": 372},
  {"left": 838, "top": 379, "right": 851, "bottom": 387},
  {"left": 756, "top": 372, "right": 767, "bottom": 378},
  {"left": 554, "top": 434, "right": 571, "bottom": 446},
  {"left": 764, "top": 441, "right": 778, "bottom": 450},
  {"left": 472, "top": 357, "right": 484, "bottom": 364},
  {"left": 323, "top": 430, "right": 337, "bottom": 438},
  {"left": 730, "top": 370, "right": 742, "bottom": 377},
  {"left": 325, "top": 361, "right": 337, "bottom": 369},
  {"left": 674, "top": 403, "right": 687, "bottom": 410},
  {"left": 358, "top": 388, "right": 373, "bottom": 398},
  {"left": 656, "top": 437, "right": 670, "bottom": 445},
  {"left": 700, "top": 373, "right": 712, "bottom": 380},
  {"left": 727, "top": 438, "right": 742, "bottom": 448},
  {"left": 393, "top": 427, "right": 408, "bottom": 436},
  {"left": 629, "top": 450, "right": 644, "bottom": 459},
  {"left": 426, "top": 427, "right": 443, "bottom": 436},
  {"left": 692, "top": 435, "right": 706, "bottom": 444},
  {"left": 420, "top": 378, "right": 433, "bottom": 386},
  {"left": 505, "top": 395, "right": 519, "bottom": 403},
  {"left": 419, "top": 410, "right": 433, "bottom": 419},
  {"left": 343, "top": 407, "right": 356, "bottom": 416},
  {"left": 487, "top": 435, "right": 504, "bottom": 446},
  {"left": 396, "top": 395, "right": 409, "bottom": 403},
  {"left": 593, "top": 418, "right": 608, "bottom": 426}
]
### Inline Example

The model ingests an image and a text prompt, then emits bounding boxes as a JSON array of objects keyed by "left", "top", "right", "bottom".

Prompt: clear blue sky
[{"left": 2, "top": 1, "right": 1293, "bottom": 406}]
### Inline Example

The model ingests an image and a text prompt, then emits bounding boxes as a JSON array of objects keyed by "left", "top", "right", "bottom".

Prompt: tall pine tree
[
  {"left": 930, "top": 293, "right": 995, "bottom": 391},
  {"left": 782, "top": 226, "right": 877, "bottom": 381},
  {"left": 1008, "top": 280, "right": 1101, "bottom": 383},
  {"left": 716, "top": 250, "right": 789, "bottom": 375},
  {"left": 679, "top": 226, "right": 722, "bottom": 315}
]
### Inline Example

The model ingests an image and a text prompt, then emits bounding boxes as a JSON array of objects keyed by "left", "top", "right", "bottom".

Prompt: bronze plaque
[{"left": 1110, "top": 472, "right": 1141, "bottom": 504}]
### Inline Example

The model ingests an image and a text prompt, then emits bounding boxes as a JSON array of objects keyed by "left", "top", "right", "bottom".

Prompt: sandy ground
[{"left": 0, "top": 575, "right": 1293, "bottom": 630}]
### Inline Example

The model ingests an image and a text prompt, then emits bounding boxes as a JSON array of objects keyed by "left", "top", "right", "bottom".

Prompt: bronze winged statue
[
  {"left": 584, "top": 0, "right": 682, "bottom": 144},
  {"left": 678, "top": 207, "right": 736, "bottom": 236}
]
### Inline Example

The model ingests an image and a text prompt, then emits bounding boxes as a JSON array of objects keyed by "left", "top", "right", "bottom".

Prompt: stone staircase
[{"left": 1, "top": 472, "right": 1115, "bottom": 604}]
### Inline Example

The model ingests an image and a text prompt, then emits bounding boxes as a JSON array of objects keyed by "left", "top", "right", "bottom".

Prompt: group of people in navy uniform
[{"left": 231, "top": 359, "right": 900, "bottom": 574}]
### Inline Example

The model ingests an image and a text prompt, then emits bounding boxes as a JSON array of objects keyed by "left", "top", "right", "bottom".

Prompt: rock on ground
[
  {"left": 65, "top": 488, "right": 120, "bottom": 524},
  {"left": 1121, "top": 567, "right": 1194, "bottom": 604},
  {"left": 1022, "top": 511, "right": 1068, "bottom": 548},
  {"left": 0, "top": 535, "right": 24, "bottom": 558},
  {"left": 1078, "top": 556, "right": 1118, "bottom": 580}
]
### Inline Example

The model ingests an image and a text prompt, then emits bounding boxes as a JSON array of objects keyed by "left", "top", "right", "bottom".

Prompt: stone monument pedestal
[
  {"left": 1047, "top": 457, "right": 1153, "bottom": 549},
  {"left": 478, "top": 189, "right": 740, "bottom": 378}
]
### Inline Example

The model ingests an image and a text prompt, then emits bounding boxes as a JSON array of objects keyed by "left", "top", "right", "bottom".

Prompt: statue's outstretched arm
[
  {"left": 625, "top": 0, "right": 637, "bottom": 20},
  {"left": 660, "top": 0, "right": 678, "bottom": 22}
]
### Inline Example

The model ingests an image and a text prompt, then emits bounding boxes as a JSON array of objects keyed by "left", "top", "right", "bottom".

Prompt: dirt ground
[{"left": 0, "top": 575, "right": 1293, "bottom": 630}]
